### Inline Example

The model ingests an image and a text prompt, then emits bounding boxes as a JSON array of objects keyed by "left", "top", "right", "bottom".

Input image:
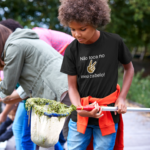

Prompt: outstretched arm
[
  {"left": 68, "top": 75, "right": 102, "bottom": 118},
  {"left": 0, "top": 86, "right": 28, "bottom": 104},
  {"left": 0, "top": 103, "right": 15, "bottom": 123},
  {"left": 1, "top": 90, "right": 22, "bottom": 104},
  {"left": 115, "top": 62, "right": 134, "bottom": 114}
]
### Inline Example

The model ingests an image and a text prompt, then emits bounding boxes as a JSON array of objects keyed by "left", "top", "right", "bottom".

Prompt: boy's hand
[
  {"left": 114, "top": 97, "right": 127, "bottom": 115},
  {"left": 89, "top": 102, "right": 103, "bottom": 118},
  {"left": 77, "top": 102, "right": 103, "bottom": 118}
]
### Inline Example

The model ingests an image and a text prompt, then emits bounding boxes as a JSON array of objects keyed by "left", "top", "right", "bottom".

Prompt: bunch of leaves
[
  {"left": 118, "top": 67, "right": 150, "bottom": 107},
  {"left": 47, "top": 101, "right": 76, "bottom": 115},
  {"left": 26, "top": 98, "right": 76, "bottom": 117}
]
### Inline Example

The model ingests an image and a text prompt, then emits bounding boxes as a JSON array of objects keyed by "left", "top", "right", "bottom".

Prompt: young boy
[{"left": 58, "top": 0, "right": 134, "bottom": 150}]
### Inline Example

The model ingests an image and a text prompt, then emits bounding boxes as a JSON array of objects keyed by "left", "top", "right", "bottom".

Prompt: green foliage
[
  {"left": 118, "top": 68, "right": 150, "bottom": 107},
  {"left": 106, "top": 0, "right": 150, "bottom": 49},
  {"left": 26, "top": 98, "right": 76, "bottom": 117},
  {"left": 0, "top": 0, "right": 69, "bottom": 32},
  {"left": 129, "top": 0, "right": 150, "bottom": 21}
]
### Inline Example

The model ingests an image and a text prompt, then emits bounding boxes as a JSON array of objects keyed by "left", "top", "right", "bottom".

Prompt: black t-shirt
[{"left": 61, "top": 31, "right": 132, "bottom": 125}]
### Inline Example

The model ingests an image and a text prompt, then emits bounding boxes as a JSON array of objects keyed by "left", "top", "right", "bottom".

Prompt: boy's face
[{"left": 69, "top": 21, "right": 97, "bottom": 44}]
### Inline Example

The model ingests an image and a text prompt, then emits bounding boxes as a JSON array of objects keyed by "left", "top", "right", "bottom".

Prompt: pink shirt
[
  {"left": 32, "top": 27, "right": 74, "bottom": 55},
  {"left": 0, "top": 71, "right": 4, "bottom": 80}
]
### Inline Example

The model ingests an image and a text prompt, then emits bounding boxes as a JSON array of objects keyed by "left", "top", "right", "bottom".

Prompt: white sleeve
[{"left": 16, "top": 86, "right": 28, "bottom": 100}]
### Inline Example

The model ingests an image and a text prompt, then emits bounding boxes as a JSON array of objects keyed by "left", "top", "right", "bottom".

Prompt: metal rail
[{"left": 101, "top": 106, "right": 150, "bottom": 112}]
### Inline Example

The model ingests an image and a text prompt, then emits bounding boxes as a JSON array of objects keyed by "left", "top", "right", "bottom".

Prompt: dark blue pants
[
  {"left": 0, "top": 117, "right": 13, "bottom": 142},
  {"left": 59, "top": 131, "right": 66, "bottom": 148}
]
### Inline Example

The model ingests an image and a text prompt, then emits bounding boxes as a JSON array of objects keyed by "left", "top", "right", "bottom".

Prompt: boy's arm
[
  {"left": 115, "top": 62, "right": 134, "bottom": 114},
  {"left": 68, "top": 75, "right": 102, "bottom": 118},
  {"left": 0, "top": 103, "right": 15, "bottom": 123}
]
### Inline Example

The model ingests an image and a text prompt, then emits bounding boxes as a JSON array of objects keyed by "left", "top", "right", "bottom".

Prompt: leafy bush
[{"left": 118, "top": 68, "right": 150, "bottom": 108}]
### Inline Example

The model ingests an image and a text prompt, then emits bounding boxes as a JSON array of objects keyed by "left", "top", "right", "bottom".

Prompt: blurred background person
[
  {"left": 0, "top": 19, "right": 74, "bottom": 150},
  {"left": 0, "top": 100, "right": 18, "bottom": 142}
]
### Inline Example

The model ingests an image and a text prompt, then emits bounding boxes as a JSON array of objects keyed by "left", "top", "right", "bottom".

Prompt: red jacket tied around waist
[{"left": 77, "top": 84, "right": 124, "bottom": 150}]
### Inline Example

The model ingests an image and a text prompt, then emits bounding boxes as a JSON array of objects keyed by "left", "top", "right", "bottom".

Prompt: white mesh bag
[
  {"left": 31, "top": 107, "right": 66, "bottom": 147},
  {"left": 26, "top": 98, "right": 76, "bottom": 148}
]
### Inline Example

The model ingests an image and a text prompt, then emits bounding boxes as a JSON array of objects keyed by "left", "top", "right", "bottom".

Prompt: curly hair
[{"left": 58, "top": 0, "right": 111, "bottom": 28}]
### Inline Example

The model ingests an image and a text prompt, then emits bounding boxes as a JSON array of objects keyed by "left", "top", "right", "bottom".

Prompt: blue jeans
[
  {"left": 21, "top": 109, "right": 36, "bottom": 150},
  {"left": 67, "top": 119, "right": 118, "bottom": 150},
  {"left": 13, "top": 102, "right": 36, "bottom": 150},
  {"left": 12, "top": 102, "right": 26, "bottom": 150}
]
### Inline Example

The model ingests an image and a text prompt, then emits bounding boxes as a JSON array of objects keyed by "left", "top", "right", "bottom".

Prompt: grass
[{"left": 118, "top": 68, "right": 150, "bottom": 108}]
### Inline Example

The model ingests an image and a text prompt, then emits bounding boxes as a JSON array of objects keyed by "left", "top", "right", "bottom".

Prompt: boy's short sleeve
[
  {"left": 60, "top": 43, "right": 77, "bottom": 75},
  {"left": 118, "top": 38, "right": 132, "bottom": 64}
]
